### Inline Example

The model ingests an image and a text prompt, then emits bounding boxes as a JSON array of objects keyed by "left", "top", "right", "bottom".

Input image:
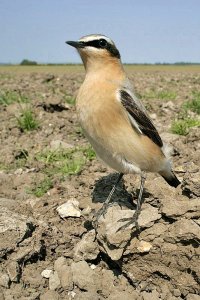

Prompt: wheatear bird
[{"left": 66, "top": 34, "right": 180, "bottom": 228}]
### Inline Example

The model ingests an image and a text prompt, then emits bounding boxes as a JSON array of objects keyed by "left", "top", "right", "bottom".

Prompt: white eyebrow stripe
[{"left": 79, "top": 34, "right": 114, "bottom": 45}]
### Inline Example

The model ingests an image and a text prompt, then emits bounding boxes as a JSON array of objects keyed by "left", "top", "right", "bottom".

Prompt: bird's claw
[{"left": 117, "top": 212, "right": 140, "bottom": 232}]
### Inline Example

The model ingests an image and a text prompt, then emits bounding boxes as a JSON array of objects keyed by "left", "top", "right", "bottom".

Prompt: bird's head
[{"left": 66, "top": 34, "right": 121, "bottom": 71}]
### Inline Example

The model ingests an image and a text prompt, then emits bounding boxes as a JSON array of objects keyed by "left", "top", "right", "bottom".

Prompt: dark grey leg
[
  {"left": 117, "top": 173, "right": 146, "bottom": 231},
  {"left": 95, "top": 173, "right": 124, "bottom": 220}
]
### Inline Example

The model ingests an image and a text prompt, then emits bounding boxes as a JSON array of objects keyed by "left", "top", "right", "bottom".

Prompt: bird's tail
[{"left": 159, "top": 170, "right": 180, "bottom": 188}]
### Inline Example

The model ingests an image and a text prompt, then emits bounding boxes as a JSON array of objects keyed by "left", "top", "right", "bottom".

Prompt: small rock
[
  {"left": 186, "top": 294, "right": 200, "bottom": 300},
  {"left": 137, "top": 241, "right": 152, "bottom": 253},
  {"left": 50, "top": 140, "right": 74, "bottom": 150},
  {"left": 41, "top": 269, "right": 53, "bottom": 279},
  {"left": 173, "top": 289, "right": 181, "bottom": 297},
  {"left": 182, "top": 169, "right": 200, "bottom": 198},
  {"left": 0, "top": 290, "right": 4, "bottom": 300},
  {"left": 96, "top": 205, "right": 134, "bottom": 260},
  {"left": 14, "top": 168, "right": 23, "bottom": 175},
  {"left": 6, "top": 261, "right": 20, "bottom": 282},
  {"left": 56, "top": 199, "right": 81, "bottom": 218},
  {"left": 161, "top": 198, "right": 199, "bottom": 219},
  {"left": 58, "top": 265, "right": 73, "bottom": 290},
  {"left": 75, "top": 292, "right": 99, "bottom": 300},
  {"left": 74, "top": 230, "right": 99, "bottom": 261},
  {"left": 49, "top": 271, "right": 60, "bottom": 291},
  {"left": 138, "top": 204, "right": 161, "bottom": 228},
  {"left": 81, "top": 206, "right": 92, "bottom": 216},
  {"left": 40, "top": 290, "right": 59, "bottom": 300},
  {"left": 90, "top": 264, "right": 96, "bottom": 270},
  {"left": 107, "top": 291, "right": 139, "bottom": 300},
  {"left": 0, "top": 272, "right": 10, "bottom": 288},
  {"left": 141, "top": 290, "right": 160, "bottom": 300},
  {"left": 165, "top": 219, "right": 200, "bottom": 243},
  {"left": 0, "top": 202, "right": 35, "bottom": 257},
  {"left": 68, "top": 291, "right": 76, "bottom": 299},
  {"left": 54, "top": 256, "right": 67, "bottom": 272},
  {"left": 71, "top": 261, "right": 95, "bottom": 291}
]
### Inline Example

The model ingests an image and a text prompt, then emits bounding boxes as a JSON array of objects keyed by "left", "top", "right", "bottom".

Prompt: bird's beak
[{"left": 66, "top": 41, "right": 85, "bottom": 49}]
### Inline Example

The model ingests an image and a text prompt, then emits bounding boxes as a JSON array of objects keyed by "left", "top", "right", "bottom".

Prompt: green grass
[
  {"left": 63, "top": 94, "right": 76, "bottom": 105},
  {"left": 0, "top": 90, "right": 29, "bottom": 105},
  {"left": 29, "top": 177, "right": 53, "bottom": 197},
  {"left": 36, "top": 146, "right": 96, "bottom": 177},
  {"left": 171, "top": 117, "right": 200, "bottom": 135},
  {"left": 183, "top": 91, "right": 200, "bottom": 114},
  {"left": 142, "top": 89, "right": 177, "bottom": 101},
  {"left": 17, "top": 108, "right": 39, "bottom": 131}
]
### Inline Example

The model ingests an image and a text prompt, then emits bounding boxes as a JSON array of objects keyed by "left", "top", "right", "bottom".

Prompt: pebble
[
  {"left": 56, "top": 199, "right": 81, "bottom": 218},
  {"left": 40, "top": 290, "right": 60, "bottom": 300},
  {"left": 41, "top": 269, "right": 53, "bottom": 279},
  {"left": 137, "top": 241, "right": 152, "bottom": 253},
  {"left": 0, "top": 272, "right": 10, "bottom": 288},
  {"left": 49, "top": 271, "right": 60, "bottom": 291}
]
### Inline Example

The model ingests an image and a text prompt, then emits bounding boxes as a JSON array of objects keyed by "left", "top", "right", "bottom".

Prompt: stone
[
  {"left": 75, "top": 292, "right": 99, "bottom": 300},
  {"left": 49, "top": 271, "right": 60, "bottom": 291},
  {"left": 138, "top": 204, "right": 161, "bottom": 228},
  {"left": 74, "top": 230, "right": 99, "bottom": 261},
  {"left": 165, "top": 219, "right": 200, "bottom": 243},
  {"left": 6, "top": 261, "right": 20, "bottom": 282},
  {"left": 0, "top": 272, "right": 10, "bottom": 288},
  {"left": 41, "top": 269, "right": 53, "bottom": 279},
  {"left": 96, "top": 205, "right": 135, "bottom": 260},
  {"left": 50, "top": 140, "right": 74, "bottom": 150},
  {"left": 182, "top": 169, "right": 200, "bottom": 198},
  {"left": 71, "top": 261, "right": 95, "bottom": 291},
  {"left": 0, "top": 200, "right": 35, "bottom": 258},
  {"left": 137, "top": 240, "right": 152, "bottom": 253},
  {"left": 161, "top": 198, "right": 200, "bottom": 219},
  {"left": 40, "top": 290, "right": 60, "bottom": 300},
  {"left": 58, "top": 265, "right": 73, "bottom": 290},
  {"left": 56, "top": 199, "right": 81, "bottom": 218},
  {"left": 141, "top": 290, "right": 160, "bottom": 300},
  {"left": 186, "top": 294, "right": 200, "bottom": 300},
  {"left": 107, "top": 291, "right": 139, "bottom": 300},
  {"left": 54, "top": 256, "right": 67, "bottom": 271}
]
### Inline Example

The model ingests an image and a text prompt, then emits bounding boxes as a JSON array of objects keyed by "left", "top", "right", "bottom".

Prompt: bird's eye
[{"left": 99, "top": 39, "right": 107, "bottom": 48}]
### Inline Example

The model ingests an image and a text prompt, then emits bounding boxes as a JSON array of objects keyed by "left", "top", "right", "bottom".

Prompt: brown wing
[{"left": 120, "top": 90, "right": 163, "bottom": 147}]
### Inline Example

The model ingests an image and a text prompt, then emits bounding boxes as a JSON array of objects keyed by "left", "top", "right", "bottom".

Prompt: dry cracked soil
[{"left": 0, "top": 67, "right": 200, "bottom": 300}]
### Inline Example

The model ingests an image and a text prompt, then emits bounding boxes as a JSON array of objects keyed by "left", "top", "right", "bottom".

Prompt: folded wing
[{"left": 119, "top": 90, "right": 163, "bottom": 148}]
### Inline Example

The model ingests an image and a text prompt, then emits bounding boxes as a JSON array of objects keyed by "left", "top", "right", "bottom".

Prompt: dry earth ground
[{"left": 0, "top": 65, "right": 200, "bottom": 300}]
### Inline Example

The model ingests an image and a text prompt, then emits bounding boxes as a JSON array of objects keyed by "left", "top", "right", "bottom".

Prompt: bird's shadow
[
  {"left": 92, "top": 173, "right": 133, "bottom": 209},
  {"left": 92, "top": 173, "right": 152, "bottom": 209}
]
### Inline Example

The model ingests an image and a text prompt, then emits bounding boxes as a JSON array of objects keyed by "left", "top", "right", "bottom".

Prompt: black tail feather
[{"left": 162, "top": 172, "right": 180, "bottom": 188}]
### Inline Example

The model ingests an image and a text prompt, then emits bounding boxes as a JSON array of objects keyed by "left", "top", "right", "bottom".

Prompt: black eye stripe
[
  {"left": 83, "top": 40, "right": 105, "bottom": 48},
  {"left": 81, "top": 39, "right": 121, "bottom": 59}
]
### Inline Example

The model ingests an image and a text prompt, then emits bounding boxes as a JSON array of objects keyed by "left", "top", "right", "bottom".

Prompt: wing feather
[{"left": 120, "top": 90, "right": 163, "bottom": 147}]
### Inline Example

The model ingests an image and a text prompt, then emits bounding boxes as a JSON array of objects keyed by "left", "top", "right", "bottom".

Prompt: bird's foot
[
  {"left": 117, "top": 210, "right": 140, "bottom": 232},
  {"left": 92, "top": 201, "right": 122, "bottom": 228}
]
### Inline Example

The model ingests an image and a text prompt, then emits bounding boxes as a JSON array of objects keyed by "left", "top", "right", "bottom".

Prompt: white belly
[{"left": 83, "top": 129, "right": 141, "bottom": 175}]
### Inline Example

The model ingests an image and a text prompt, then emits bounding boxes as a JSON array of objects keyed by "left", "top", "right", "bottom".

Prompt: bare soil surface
[{"left": 0, "top": 68, "right": 200, "bottom": 300}]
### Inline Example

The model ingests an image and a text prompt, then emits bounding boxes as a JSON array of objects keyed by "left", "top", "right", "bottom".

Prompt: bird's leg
[
  {"left": 118, "top": 173, "right": 146, "bottom": 231},
  {"left": 95, "top": 173, "right": 124, "bottom": 220}
]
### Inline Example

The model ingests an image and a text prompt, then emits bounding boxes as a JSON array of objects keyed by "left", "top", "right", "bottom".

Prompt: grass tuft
[
  {"left": 0, "top": 90, "right": 29, "bottom": 105},
  {"left": 17, "top": 108, "right": 39, "bottom": 131},
  {"left": 183, "top": 91, "right": 200, "bottom": 114},
  {"left": 171, "top": 117, "right": 200, "bottom": 135},
  {"left": 36, "top": 146, "right": 95, "bottom": 176},
  {"left": 29, "top": 177, "right": 53, "bottom": 197}
]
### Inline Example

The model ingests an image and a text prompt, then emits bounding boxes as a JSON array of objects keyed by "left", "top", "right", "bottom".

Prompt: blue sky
[{"left": 0, "top": 0, "right": 200, "bottom": 64}]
